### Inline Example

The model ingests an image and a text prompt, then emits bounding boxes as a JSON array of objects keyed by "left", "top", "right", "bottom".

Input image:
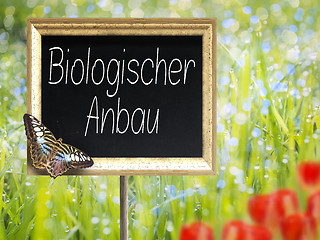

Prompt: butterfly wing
[
  {"left": 24, "top": 113, "right": 94, "bottom": 178},
  {"left": 23, "top": 114, "right": 57, "bottom": 169},
  {"left": 46, "top": 143, "right": 94, "bottom": 178}
]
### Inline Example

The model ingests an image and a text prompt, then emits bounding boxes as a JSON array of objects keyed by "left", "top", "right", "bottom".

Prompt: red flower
[
  {"left": 248, "top": 189, "right": 298, "bottom": 230},
  {"left": 298, "top": 162, "right": 320, "bottom": 193},
  {"left": 180, "top": 222, "right": 214, "bottom": 240},
  {"left": 273, "top": 190, "right": 299, "bottom": 218},
  {"left": 307, "top": 191, "right": 320, "bottom": 227},
  {"left": 222, "top": 221, "right": 247, "bottom": 240},
  {"left": 222, "top": 220, "right": 272, "bottom": 240},
  {"left": 248, "top": 225, "right": 273, "bottom": 240},
  {"left": 280, "top": 213, "right": 317, "bottom": 240},
  {"left": 248, "top": 194, "right": 274, "bottom": 225}
]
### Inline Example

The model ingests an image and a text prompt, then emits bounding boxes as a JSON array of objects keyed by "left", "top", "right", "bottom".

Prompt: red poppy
[
  {"left": 180, "top": 222, "right": 214, "bottom": 240},
  {"left": 248, "top": 189, "right": 298, "bottom": 230},
  {"left": 297, "top": 162, "right": 320, "bottom": 193},
  {"left": 307, "top": 191, "right": 320, "bottom": 227},
  {"left": 280, "top": 212, "right": 317, "bottom": 240},
  {"left": 222, "top": 220, "right": 272, "bottom": 240}
]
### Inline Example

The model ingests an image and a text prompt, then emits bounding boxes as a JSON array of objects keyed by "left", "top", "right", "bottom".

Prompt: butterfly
[{"left": 23, "top": 113, "right": 94, "bottom": 178}]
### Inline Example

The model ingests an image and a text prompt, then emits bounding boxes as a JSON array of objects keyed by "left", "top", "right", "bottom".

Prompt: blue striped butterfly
[{"left": 23, "top": 114, "right": 94, "bottom": 178}]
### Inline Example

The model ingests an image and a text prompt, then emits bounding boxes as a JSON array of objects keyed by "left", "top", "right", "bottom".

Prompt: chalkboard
[
  {"left": 41, "top": 35, "right": 202, "bottom": 157},
  {"left": 27, "top": 18, "right": 216, "bottom": 175}
]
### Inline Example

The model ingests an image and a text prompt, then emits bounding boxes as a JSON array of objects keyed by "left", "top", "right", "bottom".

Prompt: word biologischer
[{"left": 48, "top": 46, "right": 196, "bottom": 136}]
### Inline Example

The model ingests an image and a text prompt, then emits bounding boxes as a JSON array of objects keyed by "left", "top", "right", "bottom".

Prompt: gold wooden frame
[{"left": 27, "top": 18, "right": 217, "bottom": 176}]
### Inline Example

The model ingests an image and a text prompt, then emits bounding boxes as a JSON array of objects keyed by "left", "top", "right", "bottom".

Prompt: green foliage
[{"left": 0, "top": 0, "right": 319, "bottom": 239}]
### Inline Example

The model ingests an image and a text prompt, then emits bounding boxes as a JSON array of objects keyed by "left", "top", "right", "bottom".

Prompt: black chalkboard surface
[{"left": 41, "top": 36, "right": 202, "bottom": 158}]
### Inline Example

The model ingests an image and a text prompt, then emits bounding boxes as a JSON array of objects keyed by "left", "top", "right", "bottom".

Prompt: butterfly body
[{"left": 24, "top": 114, "right": 94, "bottom": 178}]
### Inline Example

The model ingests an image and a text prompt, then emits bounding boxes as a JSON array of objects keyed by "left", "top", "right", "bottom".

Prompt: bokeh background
[{"left": 0, "top": 0, "right": 319, "bottom": 239}]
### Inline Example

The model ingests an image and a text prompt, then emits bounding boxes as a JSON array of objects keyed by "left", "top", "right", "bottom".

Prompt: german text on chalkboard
[{"left": 41, "top": 36, "right": 203, "bottom": 157}]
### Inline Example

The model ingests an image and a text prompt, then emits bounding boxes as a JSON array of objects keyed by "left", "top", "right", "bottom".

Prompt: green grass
[{"left": 0, "top": 0, "right": 319, "bottom": 239}]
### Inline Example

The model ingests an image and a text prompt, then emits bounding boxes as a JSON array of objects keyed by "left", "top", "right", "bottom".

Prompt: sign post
[
  {"left": 120, "top": 176, "right": 128, "bottom": 240},
  {"left": 27, "top": 18, "right": 216, "bottom": 239}
]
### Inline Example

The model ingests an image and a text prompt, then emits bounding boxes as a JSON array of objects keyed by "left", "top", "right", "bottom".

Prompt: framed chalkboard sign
[{"left": 27, "top": 18, "right": 216, "bottom": 175}]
